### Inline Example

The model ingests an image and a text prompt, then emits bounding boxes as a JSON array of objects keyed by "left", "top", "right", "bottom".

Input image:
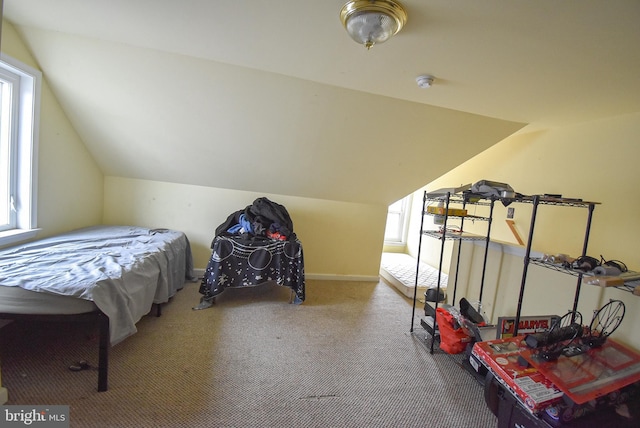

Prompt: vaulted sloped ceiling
[{"left": 4, "top": 1, "right": 640, "bottom": 205}]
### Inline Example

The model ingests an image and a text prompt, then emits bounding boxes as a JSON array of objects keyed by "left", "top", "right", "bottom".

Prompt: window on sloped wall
[
  {"left": 0, "top": 55, "right": 41, "bottom": 246},
  {"left": 384, "top": 195, "right": 412, "bottom": 245}
]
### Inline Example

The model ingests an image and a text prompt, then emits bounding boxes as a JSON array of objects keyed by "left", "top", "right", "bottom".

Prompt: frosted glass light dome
[{"left": 340, "top": 0, "right": 408, "bottom": 49}]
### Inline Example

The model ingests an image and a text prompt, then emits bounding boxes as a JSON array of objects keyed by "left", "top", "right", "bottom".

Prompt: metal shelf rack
[{"left": 410, "top": 190, "right": 495, "bottom": 353}]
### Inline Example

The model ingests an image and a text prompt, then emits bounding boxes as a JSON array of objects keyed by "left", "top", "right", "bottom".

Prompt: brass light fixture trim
[{"left": 340, "top": 0, "right": 408, "bottom": 50}]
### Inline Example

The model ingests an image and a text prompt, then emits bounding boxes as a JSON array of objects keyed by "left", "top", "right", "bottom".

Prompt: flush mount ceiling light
[{"left": 340, "top": 0, "right": 408, "bottom": 50}]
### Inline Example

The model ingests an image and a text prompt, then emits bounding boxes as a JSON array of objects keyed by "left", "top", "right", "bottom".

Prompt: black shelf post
[
  {"left": 477, "top": 198, "right": 496, "bottom": 307},
  {"left": 513, "top": 196, "right": 598, "bottom": 336},
  {"left": 410, "top": 191, "right": 428, "bottom": 333},
  {"left": 429, "top": 191, "right": 452, "bottom": 353},
  {"left": 513, "top": 195, "right": 539, "bottom": 336},
  {"left": 412, "top": 189, "right": 494, "bottom": 354},
  {"left": 570, "top": 202, "right": 596, "bottom": 317}
]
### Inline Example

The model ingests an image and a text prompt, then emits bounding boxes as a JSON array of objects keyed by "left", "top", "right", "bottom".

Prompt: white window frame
[
  {"left": 0, "top": 54, "right": 41, "bottom": 247},
  {"left": 384, "top": 194, "right": 412, "bottom": 245}
]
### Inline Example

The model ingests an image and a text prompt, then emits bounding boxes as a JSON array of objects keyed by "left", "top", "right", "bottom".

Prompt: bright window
[
  {"left": 0, "top": 54, "right": 41, "bottom": 246},
  {"left": 384, "top": 195, "right": 411, "bottom": 244}
]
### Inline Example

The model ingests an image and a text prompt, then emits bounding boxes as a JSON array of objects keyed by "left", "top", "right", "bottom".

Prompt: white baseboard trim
[
  {"left": 305, "top": 273, "right": 380, "bottom": 282},
  {"left": 0, "top": 386, "right": 7, "bottom": 405},
  {"left": 192, "top": 268, "right": 379, "bottom": 283}
]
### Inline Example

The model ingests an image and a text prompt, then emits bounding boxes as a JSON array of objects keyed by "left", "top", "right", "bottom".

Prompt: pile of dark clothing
[{"left": 214, "top": 197, "right": 296, "bottom": 244}]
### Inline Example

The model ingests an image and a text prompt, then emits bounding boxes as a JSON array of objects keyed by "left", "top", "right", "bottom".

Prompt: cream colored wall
[
  {"left": 103, "top": 176, "right": 387, "bottom": 278},
  {"left": 409, "top": 113, "right": 640, "bottom": 350},
  {"left": 1, "top": 21, "right": 104, "bottom": 238}
]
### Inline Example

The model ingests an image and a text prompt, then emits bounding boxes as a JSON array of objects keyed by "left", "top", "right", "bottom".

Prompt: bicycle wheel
[{"left": 584, "top": 300, "right": 625, "bottom": 348}]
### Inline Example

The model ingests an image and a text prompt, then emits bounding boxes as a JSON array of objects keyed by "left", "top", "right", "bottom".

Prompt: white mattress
[
  {"left": 0, "top": 285, "right": 97, "bottom": 314},
  {"left": 379, "top": 252, "right": 448, "bottom": 299}
]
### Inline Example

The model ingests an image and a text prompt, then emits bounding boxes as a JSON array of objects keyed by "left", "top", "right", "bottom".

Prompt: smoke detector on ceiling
[{"left": 416, "top": 75, "right": 435, "bottom": 88}]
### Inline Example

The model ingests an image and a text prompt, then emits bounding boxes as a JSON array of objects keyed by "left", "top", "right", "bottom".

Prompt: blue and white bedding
[{"left": 0, "top": 225, "right": 193, "bottom": 344}]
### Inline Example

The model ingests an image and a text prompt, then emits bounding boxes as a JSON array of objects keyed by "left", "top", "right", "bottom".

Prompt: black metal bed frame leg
[{"left": 98, "top": 311, "right": 109, "bottom": 392}]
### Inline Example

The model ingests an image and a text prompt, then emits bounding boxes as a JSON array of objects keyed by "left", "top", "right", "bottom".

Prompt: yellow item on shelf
[{"left": 427, "top": 206, "right": 467, "bottom": 217}]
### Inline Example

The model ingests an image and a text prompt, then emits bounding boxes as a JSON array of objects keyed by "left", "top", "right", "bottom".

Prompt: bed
[
  {"left": 0, "top": 225, "right": 194, "bottom": 391},
  {"left": 195, "top": 197, "right": 305, "bottom": 308}
]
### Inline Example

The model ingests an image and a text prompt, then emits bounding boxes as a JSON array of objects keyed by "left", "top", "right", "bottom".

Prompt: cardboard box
[
  {"left": 473, "top": 337, "right": 564, "bottom": 414},
  {"left": 583, "top": 271, "right": 640, "bottom": 288},
  {"left": 520, "top": 338, "right": 640, "bottom": 405},
  {"left": 496, "top": 315, "right": 560, "bottom": 339},
  {"left": 583, "top": 276, "right": 625, "bottom": 287}
]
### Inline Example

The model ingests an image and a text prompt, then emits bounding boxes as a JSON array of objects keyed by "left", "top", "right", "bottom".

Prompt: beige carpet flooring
[{"left": 0, "top": 279, "right": 497, "bottom": 427}]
